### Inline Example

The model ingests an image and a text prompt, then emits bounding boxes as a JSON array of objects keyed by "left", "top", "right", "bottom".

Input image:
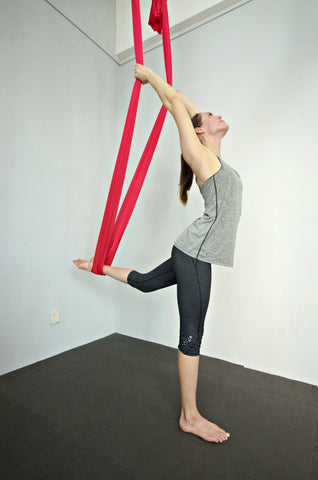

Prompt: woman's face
[{"left": 201, "top": 112, "right": 229, "bottom": 136}]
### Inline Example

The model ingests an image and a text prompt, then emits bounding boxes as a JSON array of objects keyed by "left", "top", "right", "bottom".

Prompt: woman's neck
[{"left": 203, "top": 135, "right": 222, "bottom": 158}]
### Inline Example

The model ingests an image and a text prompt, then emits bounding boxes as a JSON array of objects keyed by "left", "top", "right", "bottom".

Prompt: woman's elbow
[{"left": 168, "top": 92, "right": 183, "bottom": 114}]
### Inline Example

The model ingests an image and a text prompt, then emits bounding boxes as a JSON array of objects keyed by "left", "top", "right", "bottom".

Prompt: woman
[{"left": 74, "top": 64, "right": 242, "bottom": 443}]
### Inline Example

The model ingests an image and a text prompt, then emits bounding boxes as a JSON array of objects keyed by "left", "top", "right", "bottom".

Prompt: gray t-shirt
[{"left": 174, "top": 158, "right": 242, "bottom": 267}]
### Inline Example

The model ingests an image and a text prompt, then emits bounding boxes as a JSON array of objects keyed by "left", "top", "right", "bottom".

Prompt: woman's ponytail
[
  {"left": 179, "top": 155, "right": 193, "bottom": 205},
  {"left": 179, "top": 112, "right": 202, "bottom": 205}
]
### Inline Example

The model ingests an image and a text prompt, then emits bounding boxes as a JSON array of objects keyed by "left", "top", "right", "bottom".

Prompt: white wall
[
  {"left": 49, "top": 0, "right": 116, "bottom": 55},
  {"left": 114, "top": 0, "right": 318, "bottom": 386},
  {"left": 0, "top": 0, "right": 118, "bottom": 374}
]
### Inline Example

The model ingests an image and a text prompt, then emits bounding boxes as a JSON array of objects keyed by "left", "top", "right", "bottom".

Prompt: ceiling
[{"left": 47, "top": 0, "right": 251, "bottom": 64}]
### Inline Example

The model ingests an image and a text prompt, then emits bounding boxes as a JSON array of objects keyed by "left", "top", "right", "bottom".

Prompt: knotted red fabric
[
  {"left": 148, "top": 0, "right": 164, "bottom": 34},
  {"left": 92, "top": 0, "right": 172, "bottom": 274}
]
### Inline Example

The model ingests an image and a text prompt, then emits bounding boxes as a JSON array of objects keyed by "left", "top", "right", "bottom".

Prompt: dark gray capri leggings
[{"left": 127, "top": 246, "right": 212, "bottom": 356}]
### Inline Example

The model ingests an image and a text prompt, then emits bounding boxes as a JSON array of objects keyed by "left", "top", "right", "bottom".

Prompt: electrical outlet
[{"left": 50, "top": 312, "right": 60, "bottom": 325}]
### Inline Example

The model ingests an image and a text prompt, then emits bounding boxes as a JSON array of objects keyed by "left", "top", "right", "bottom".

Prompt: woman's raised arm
[
  {"left": 177, "top": 91, "right": 200, "bottom": 119},
  {"left": 135, "top": 64, "right": 178, "bottom": 112},
  {"left": 135, "top": 65, "right": 218, "bottom": 183}
]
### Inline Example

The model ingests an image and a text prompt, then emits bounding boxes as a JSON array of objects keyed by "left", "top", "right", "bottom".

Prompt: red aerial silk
[{"left": 92, "top": 0, "right": 172, "bottom": 275}]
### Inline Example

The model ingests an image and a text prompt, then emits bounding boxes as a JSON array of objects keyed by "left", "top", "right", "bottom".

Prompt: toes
[
  {"left": 206, "top": 432, "right": 227, "bottom": 443},
  {"left": 217, "top": 431, "right": 230, "bottom": 442},
  {"left": 217, "top": 427, "right": 230, "bottom": 440}
]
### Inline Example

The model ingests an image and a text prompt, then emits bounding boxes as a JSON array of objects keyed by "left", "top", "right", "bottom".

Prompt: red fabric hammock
[{"left": 91, "top": 0, "right": 172, "bottom": 275}]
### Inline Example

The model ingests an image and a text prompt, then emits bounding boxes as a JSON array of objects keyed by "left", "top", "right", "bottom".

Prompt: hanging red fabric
[
  {"left": 148, "top": 0, "right": 165, "bottom": 34},
  {"left": 92, "top": 0, "right": 172, "bottom": 274}
]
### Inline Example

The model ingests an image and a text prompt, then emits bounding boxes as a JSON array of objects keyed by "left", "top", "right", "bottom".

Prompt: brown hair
[{"left": 179, "top": 113, "right": 202, "bottom": 205}]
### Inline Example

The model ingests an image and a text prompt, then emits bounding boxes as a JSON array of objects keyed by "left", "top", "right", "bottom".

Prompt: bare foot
[
  {"left": 179, "top": 411, "right": 230, "bottom": 443},
  {"left": 72, "top": 258, "right": 93, "bottom": 272}
]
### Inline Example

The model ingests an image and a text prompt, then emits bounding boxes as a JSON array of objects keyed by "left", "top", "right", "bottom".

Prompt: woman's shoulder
[{"left": 196, "top": 150, "right": 221, "bottom": 187}]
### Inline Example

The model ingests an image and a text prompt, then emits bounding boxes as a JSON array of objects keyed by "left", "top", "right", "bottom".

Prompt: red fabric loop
[{"left": 92, "top": 0, "right": 172, "bottom": 274}]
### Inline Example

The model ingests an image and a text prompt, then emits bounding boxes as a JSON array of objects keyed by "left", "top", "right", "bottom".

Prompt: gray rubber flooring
[{"left": 0, "top": 333, "right": 317, "bottom": 479}]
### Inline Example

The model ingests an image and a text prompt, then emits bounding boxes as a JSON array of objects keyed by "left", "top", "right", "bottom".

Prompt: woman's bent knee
[{"left": 127, "top": 271, "right": 152, "bottom": 292}]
